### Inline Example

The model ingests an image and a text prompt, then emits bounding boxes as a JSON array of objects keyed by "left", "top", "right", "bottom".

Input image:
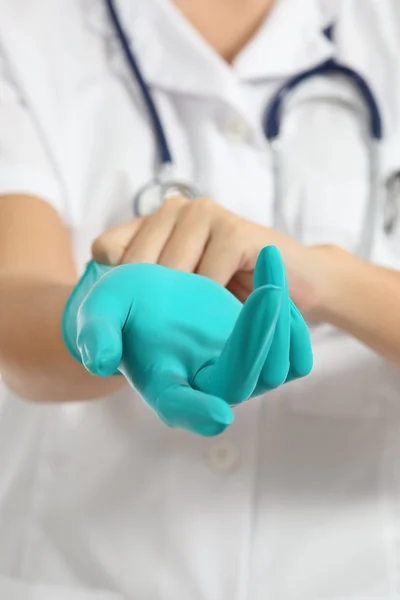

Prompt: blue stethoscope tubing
[
  {"left": 105, "top": 0, "right": 172, "bottom": 165},
  {"left": 105, "top": 0, "right": 385, "bottom": 259},
  {"left": 266, "top": 53, "right": 383, "bottom": 259}
]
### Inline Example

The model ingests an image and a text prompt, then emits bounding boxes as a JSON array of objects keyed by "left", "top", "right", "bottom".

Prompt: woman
[{"left": 1, "top": 0, "right": 400, "bottom": 597}]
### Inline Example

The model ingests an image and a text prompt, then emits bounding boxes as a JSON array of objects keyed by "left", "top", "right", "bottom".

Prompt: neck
[{"left": 172, "top": 0, "right": 276, "bottom": 63}]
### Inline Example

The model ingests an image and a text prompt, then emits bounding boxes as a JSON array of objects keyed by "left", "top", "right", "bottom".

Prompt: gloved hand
[{"left": 62, "top": 246, "right": 312, "bottom": 436}]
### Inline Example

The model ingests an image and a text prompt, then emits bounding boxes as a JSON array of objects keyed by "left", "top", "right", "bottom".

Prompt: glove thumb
[{"left": 75, "top": 266, "right": 134, "bottom": 377}]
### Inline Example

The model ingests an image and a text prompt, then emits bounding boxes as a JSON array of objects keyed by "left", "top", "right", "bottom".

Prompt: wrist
[{"left": 313, "top": 245, "right": 367, "bottom": 325}]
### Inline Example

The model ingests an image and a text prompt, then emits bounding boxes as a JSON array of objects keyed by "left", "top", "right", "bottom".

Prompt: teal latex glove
[{"left": 62, "top": 246, "right": 312, "bottom": 436}]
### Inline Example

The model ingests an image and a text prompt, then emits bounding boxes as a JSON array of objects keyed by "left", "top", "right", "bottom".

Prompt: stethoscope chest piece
[
  {"left": 133, "top": 179, "right": 167, "bottom": 217},
  {"left": 133, "top": 163, "right": 200, "bottom": 217},
  {"left": 107, "top": 0, "right": 391, "bottom": 260}
]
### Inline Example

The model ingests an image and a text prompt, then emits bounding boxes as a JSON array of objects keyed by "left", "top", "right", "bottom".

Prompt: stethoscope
[{"left": 105, "top": 0, "right": 400, "bottom": 260}]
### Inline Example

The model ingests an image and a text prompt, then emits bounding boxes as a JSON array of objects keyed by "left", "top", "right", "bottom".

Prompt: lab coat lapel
[
  {"left": 233, "top": 0, "right": 335, "bottom": 81},
  {"left": 86, "top": 0, "right": 336, "bottom": 104},
  {"left": 335, "top": 0, "right": 400, "bottom": 142}
]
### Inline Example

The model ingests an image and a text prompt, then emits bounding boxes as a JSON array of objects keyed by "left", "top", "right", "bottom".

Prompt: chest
[
  {"left": 62, "top": 62, "right": 400, "bottom": 269},
  {"left": 6, "top": 0, "right": 399, "bottom": 269}
]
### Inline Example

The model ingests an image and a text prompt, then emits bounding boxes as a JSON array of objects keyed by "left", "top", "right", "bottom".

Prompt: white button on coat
[
  {"left": 218, "top": 112, "right": 254, "bottom": 142},
  {"left": 206, "top": 440, "right": 239, "bottom": 473},
  {"left": 0, "top": 0, "right": 400, "bottom": 598}
]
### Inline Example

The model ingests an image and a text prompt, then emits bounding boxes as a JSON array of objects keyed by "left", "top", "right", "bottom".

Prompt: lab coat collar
[
  {"left": 85, "top": 0, "right": 335, "bottom": 101},
  {"left": 233, "top": 0, "right": 335, "bottom": 80}
]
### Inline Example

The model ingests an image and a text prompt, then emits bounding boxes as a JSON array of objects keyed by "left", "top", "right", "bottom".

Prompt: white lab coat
[{"left": 1, "top": 0, "right": 400, "bottom": 598}]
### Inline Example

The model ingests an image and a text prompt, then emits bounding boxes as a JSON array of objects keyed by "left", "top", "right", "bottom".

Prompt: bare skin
[
  {"left": 0, "top": 0, "right": 279, "bottom": 402},
  {"left": 93, "top": 197, "right": 400, "bottom": 368},
  {"left": 3, "top": 0, "right": 400, "bottom": 404},
  {"left": 173, "top": 0, "right": 276, "bottom": 62},
  {"left": 0, "top": 196, "right": 127, "bottom": 402}
]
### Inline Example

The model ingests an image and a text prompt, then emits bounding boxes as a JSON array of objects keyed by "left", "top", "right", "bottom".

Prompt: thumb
[
  {"left": 76, "top": 269, "right": 134, "bottom": 377},
  {"left": 91, "top": 218, "right": 144, "bottom": 266}
]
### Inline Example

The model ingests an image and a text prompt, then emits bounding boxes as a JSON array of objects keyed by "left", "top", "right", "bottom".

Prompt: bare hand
[{"left": 92, "top": 196, "right": 342, "bottom": 321}]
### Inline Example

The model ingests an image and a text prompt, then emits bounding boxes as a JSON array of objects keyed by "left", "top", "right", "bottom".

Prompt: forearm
[
  {"left": 320, "top": 250, "right": 400, "bottom": 365},
  {"left": 0, "top": 275, "right": 127, "bottom": 402}
]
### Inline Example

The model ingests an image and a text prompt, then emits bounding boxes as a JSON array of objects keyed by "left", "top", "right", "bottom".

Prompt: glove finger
[
  {"left": 77, "top": 318, "right": 123, "bottom": 377},
  {"left": 285, "top": 302, "right": 313, "bottom": 382},
  {"left": 253, "top": 246, "right": 291, "bottom": 394},
  {"left": 253, "top": 245, "right": 282, "bottom": 289},
  {"left": 192, "top": 285, "right": 282, "bottom": 406},
  {"left": 156, "top": 385, "right": 234, "bottom": 437},
  {"left": 76, "top": 270, "right": 132, "bottom": 377}
]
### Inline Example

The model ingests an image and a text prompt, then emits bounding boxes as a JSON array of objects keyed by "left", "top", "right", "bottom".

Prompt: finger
[
  {"left": 253, "top": 246, "right": 291, "bottom": 394},
  {"left": 121, "top": 196, "right": 187, "bottom": 264},
  {"left": 156, "top": 384, "right": 234, "bottom": 437},
  {"left": 285, "top": 302, "right": 313, "bottom": 382},
  {"left": 253, "top": 245, "right": 282, "bottom": 289},
  {"left": 226, "top": 278, "right": 248, "bottom": 304},
  {"left": 91, "top": 219, "right": 144, "bottom": 266},
  {"left": 158, "top": 200, "right": 212, "bottom": 271},
  {"left": 195, "top": 223, "right": 243, "bottom": 286},
  {"left": 76, "top": 269, "right": 133, "bottom": 377},
  {"left": 227, "top": 272, "right": 253, "bottom": 303},
  {"left": 192, "top": 285, "right": 282, "bottom": 405}
]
